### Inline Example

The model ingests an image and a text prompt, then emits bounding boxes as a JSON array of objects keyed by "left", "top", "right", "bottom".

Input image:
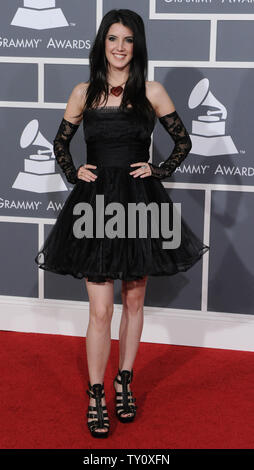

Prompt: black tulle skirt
[{"left": 35, "top": 167, "right": 209, "bottom": 283}]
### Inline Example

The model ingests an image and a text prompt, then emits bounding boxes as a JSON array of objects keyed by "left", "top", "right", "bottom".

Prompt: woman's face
[{"left": 105, "top": 22, "right": 134, "bottom": 72}]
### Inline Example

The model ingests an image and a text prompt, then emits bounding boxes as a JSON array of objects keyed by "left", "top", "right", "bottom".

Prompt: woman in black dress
[{"left": 35, "top": 9, "right": 209, "bottom": 438}]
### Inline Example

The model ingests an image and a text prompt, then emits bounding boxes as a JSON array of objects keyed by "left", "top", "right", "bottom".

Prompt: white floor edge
[{"left": 0, "top": 296, "right": 254, "bottom": 352}]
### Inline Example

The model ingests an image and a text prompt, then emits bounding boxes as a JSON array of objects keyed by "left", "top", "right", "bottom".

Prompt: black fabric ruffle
[{"left": 35, "top": 167, "right": 209, "bottom": 283}]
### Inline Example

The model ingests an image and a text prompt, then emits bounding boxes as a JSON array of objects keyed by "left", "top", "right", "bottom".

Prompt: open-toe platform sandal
[
  {"left": 86, "top": 382, "right": 110, "bottom": 438},
  {"left": 113, "top": 369, "right": 137, "bottom": 423}
]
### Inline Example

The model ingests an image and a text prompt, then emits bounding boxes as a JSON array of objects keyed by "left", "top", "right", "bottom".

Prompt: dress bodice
[{"left": 82, "top": 106, "right": 157, "bottom": 169}]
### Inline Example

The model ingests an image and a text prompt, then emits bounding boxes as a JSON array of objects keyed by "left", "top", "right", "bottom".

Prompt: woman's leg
[
  {"left": 85, "top": 278, "right": 114, "bottom": 432},
  {"left": 116, "top": 275, "right": 148, "bottom": 417}
]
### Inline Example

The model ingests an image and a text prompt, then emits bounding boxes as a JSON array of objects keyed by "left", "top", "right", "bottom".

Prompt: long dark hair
[{"left": 83, "top": 9, "right": 155, "bottom": 127}]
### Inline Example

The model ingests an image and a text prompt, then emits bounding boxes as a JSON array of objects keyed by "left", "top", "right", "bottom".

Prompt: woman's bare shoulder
[
  {"left": 64, "top": 82, "right": 89, "bottom": 124},
  {"left": 71, "top": 81, "right": 89, "bottom": 98},
  {"left": 146, "top": 80, "right": 176, "bottom": 117},
  {"left": 145, "top": 80, "right": 161, "bottom": 94}
]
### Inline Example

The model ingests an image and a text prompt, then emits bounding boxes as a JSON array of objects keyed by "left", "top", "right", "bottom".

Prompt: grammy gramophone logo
[
  {"left": 11, "top": 0, "right": 69, "bottom": 30},
  {"left": 188, "top": 78, "right": 238, "bottom": 156},
  {"left": 12, "top": 119, "right": 68, "bottom": 193}
]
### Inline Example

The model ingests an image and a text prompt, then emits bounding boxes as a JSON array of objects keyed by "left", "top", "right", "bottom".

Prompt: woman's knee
[
  {"left": 122, "top": 291, "right": 144, "bottom": 316},
  {"left": 121, "top": 277, "right": 147, "bottom": 316},
  {"left": 89, "top": 304, "right": 114, "bottom": 328}
]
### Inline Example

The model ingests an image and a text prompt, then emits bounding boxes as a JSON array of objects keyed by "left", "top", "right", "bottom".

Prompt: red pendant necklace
[{"left": 108, "top": 81, "right": 126, "bottom": 97}]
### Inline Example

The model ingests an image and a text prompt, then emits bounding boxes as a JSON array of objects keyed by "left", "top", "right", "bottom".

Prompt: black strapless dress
[{"left": 35, "top": 106, "right": 209, "bottom": 283}]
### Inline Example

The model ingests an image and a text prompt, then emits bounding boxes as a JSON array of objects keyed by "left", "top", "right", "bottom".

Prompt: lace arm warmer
[
  {"left": 149, "top": 110, "right": 192, "bottom": 180},
  {"left": 53, "top": 118, "right": 83, "bottom": 185}
]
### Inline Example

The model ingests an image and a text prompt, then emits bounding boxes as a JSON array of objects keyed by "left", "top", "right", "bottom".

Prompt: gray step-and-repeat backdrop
[{"left": 0, "top": 1, "right": 253, "bottom": 331}]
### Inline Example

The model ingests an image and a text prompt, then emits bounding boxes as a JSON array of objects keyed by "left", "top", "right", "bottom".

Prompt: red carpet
[{"left": 0, "top": 330, "right": 254, "bottom": 449}]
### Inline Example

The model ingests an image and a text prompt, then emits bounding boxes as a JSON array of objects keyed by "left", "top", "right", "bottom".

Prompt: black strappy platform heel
[
  {"left": 113, "top": 369, "right": 137, "bottom": 423},
  {"left": 86, "top": 382, "right": 110, "bottom": 438}
]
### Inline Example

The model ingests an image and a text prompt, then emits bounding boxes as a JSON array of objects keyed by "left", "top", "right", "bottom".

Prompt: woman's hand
[
  {"left": 129, "top": 162, "right": 152, "bottom": 178},
  {"left": 77, "top": 164, "right": 98, "bottom": 182}
]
